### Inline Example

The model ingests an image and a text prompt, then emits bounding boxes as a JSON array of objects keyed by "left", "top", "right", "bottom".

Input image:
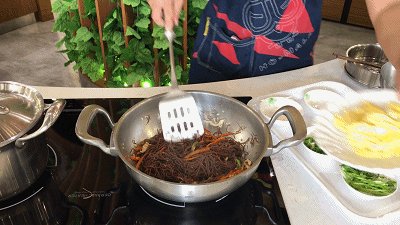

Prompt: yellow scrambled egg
[{"left": 334, "top": 102, "right": 400, "bottom": 159}]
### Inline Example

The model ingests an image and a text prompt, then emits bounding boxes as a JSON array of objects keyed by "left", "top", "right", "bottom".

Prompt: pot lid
[{"left": 0, "top": 82, "right": 44, "bottom": 147}]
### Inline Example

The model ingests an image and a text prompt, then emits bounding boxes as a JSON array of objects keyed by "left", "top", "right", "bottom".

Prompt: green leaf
[
  {"left": 125, "top": 26, "right": 141, "bottom": 39},
  {"left": 103, "top": 17, "right": 116, "bottom": 30},
  {"left": 175, "top": 26, "right": 183, "bottom": 37},
  {"left": 135, "top": 18, "right": 150, "bottom": 29},
  {"left": 124, "top": 0, "right": 140, "bottom": 7},
  {"left": 83, "top": 0, "right": 96, "bottom": 16},
  {"left": 153, "top": 39, "right": 169, "bottom": 50},
  {"left": 72, "top": 27, "right": 93, "bottom": 42},
  {"left": 55, "top": 36, "right": 66, "bottom": 48},
  {"left": 112, "top": 32, "right": 125, "bottom": 46},
  {"left": 192, "top": 0, "right": 208, "bottom": 9},
  {"left": 138, "top": 5, "right": 151, "bottom": 16},
  {"left": 175, "top": 65, "right": 183, "bottom": 79}
]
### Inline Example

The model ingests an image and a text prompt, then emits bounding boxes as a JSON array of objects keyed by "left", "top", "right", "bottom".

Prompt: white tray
[{"left": 248, "top": 81, "right": 400, "bottom": 222}]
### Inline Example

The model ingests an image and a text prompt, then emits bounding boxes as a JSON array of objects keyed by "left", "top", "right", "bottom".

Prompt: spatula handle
[{"left": 165, "top": 30, "right": 178, "bottom": 88}]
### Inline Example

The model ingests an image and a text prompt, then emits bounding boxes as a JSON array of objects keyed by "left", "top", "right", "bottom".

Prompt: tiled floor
[{"left": 0, "top": 17, "right": 377, "bottom": 87}]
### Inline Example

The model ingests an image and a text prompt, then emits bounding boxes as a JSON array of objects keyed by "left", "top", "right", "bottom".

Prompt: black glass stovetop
[{"left": 0, "top": 98, "right": 290, "bottom": 225}]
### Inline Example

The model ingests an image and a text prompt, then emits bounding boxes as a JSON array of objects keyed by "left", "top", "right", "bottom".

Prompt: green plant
[
  {"left": 52, "top": 0, "right": 105, "bottom": 82},
  {"left": 52, "top": 0, "right": 207, "bottom": 87}
]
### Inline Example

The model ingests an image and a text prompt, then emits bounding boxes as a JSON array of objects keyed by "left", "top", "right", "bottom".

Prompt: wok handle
[
  {"left": 266, "top": 105, "right": 307, "bottom": 155},
  {"left": 75, "top": 104, "right": 117, "bottom": 156},
  {"left": 15, "top": 99, "right": 66, "bottom": 148}
]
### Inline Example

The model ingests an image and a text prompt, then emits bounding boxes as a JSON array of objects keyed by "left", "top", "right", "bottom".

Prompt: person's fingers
[
  {"left": 396, "top": 70, "right": 400, "bottom": 94},
  {"left": 163, "top": 0, "right": 175, "bottom": 31},
  {"left": 148, "top": 0, "right": 164, "bottom": 27},
  {"left": 173, "top": 0, "right": 185, "bottom": 26}
]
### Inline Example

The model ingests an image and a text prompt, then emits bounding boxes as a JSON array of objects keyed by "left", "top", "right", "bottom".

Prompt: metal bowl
[{"left": 345, "top": 44, "right": 388, "bottom": 88}]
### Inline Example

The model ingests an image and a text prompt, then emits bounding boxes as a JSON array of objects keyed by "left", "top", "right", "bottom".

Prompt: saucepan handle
[
  {"left": 15, "top": 99, "right": 66, "bottom": 148},
  {"left": 266, "top": 105, "right": 307, "bottom": 155},
  {"left": 75, "top": 104, "right": 117, "bottom": 156}
]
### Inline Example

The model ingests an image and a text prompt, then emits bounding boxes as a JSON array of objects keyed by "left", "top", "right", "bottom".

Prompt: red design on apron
[
  {"left": 213, "top": 4, "right": 253, "bottom": 39},
  {"left": 254, "top": 36, "right": 299, "bottom": 59},
  {"left": 212, "top": 41, "right": 240, "bottom": 65},
  {"left": 276, "top": 0, "right": 314, "bottom": 33}
]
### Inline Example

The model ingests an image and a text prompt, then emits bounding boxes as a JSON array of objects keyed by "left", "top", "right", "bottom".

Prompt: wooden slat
[
  {"left": 120, "top": 0, "right": 135, "bottom": 47},
  {"left": 34, "top": 0, "right": 54, "bottom": 21},
  {"left": 347, "top": 0, "right": 373, "bottom": 28},
  {"left": 77, "top": 0, "right": 91, "bottom": 28},
  {"left": 0, "top": 0, "right": 37, "bottom": 23},
  {"left": 95, "top": 0, "right": 117, "bottom": 85},
  {"left": 321, "top": 0, "right": 345, "bottom": 22}
]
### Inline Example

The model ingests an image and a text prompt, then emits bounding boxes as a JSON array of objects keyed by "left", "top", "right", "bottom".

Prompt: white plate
[
  {"left": 258, "top": 96, "right": 304, "bottom": 122},
  {"left": 248, "top": 81, "right": 400, "bottom": 221},
  {"left": 312, "top": 89, "right": 400, "bottom": 174},
  {"left": 303, "top": 89, "right": 345, "bottom": 112}
]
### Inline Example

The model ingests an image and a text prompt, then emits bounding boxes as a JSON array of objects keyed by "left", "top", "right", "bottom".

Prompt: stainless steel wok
[{"left": 75, "top": 91, "right": 306, "bottom": 202}]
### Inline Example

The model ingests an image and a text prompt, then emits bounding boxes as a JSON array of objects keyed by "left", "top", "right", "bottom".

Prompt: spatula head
[{"left": 159, "top": 93, "right": 204, "bottom": 142}]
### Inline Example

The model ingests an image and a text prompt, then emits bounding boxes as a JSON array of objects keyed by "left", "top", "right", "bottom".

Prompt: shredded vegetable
[
  {"left": 341, "top": 165, "right": 397, "bottom": 197},
  {"left": 130, "top": 129, "right": 252, "bottom": 184},
  {"left": 304, "top": 137, "right": 325, "bottom": 154}
]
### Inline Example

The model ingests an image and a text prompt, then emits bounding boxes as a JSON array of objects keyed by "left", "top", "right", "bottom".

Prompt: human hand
[
  {"left": 396, "top": 70, "right": 400, "bottom": 94},
  {"left": 147, "top": 0, "right": 184, "bottom": 31}
]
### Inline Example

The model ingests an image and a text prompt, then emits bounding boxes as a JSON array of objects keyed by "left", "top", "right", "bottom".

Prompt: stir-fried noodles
[{"left": 130, "top": 129, "right": 252, "bottom": 184}]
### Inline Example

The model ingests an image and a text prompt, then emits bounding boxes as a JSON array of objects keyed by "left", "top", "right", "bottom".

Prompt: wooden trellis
[{"left": 76, "top": 0, "right": 188, "bottom": 87}]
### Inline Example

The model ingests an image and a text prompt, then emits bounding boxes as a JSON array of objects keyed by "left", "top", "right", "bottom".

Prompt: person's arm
[
  {"left": 147, "top": 0, "right": 184, "bottom": 31},
  {"left": 365, "top": 0, "right": 400, "bottom": 91}
]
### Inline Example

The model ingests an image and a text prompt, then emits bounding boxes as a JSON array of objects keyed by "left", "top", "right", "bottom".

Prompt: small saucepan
[
  {"left": 76, "top": 91, "right": 306, "bottom": 203},
  {"left": 343, "top": 43, "right": 387, "bottom": 88}
]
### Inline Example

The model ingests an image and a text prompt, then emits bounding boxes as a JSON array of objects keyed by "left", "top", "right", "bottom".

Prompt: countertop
[
  {"left": 32, "top": 59, "right": 399, "bottom": 225},
  {"left": 33, "top": 59, "right": 363, "bottom": 99}
]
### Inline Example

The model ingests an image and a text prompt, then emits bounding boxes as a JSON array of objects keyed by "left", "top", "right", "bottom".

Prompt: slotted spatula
[{"left": 159, "top": 30, "right": 204, "bottom": 142}]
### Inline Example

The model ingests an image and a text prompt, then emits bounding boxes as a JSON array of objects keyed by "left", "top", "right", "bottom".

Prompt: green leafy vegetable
[
  {"left": 303, "top": 137, "right": 325, "bottom": 154},
  {"left": 235, "top": 159, "right": 241, "bottom": 169},
  {"left": 341, "top": 165, "right": 397, "bottom": 197},
  {"left": 266, "top": 97, "right": 276, "bottom": 105}
]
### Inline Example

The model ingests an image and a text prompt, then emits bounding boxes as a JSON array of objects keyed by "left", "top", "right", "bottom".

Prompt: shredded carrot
[
  {"left": 204, "top": 129, "right": 212, "bottom": 135},
  {"left": 218, "top": 169, "right": 243, "bottom": 181},
  {"left": 207, "top": 136, "right": 227, "bottom": 147},
  {"left": 136, "top": 155, "right": 145, "bottom": 169},
  {"left": 217, "top": 132, "right": 234, "bottom": 138},
  {"left": 184, "top": 147, "right": 210, "bottom": 160},
  {"left": 185, "top": 155, "right": 199, "bottom": 161},
  {"left": 133, "top": 145, "right": 142, "bottom": 152},
  {"left": 130, "top": 155, "right": 141, "bottom": 161}
]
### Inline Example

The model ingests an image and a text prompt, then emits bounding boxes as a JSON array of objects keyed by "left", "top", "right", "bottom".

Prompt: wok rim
[{"left": 112, "top": 90, "right": 271, "bottom": 188}]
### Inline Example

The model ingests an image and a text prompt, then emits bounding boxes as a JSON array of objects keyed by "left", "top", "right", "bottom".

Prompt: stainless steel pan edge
[{"left": 75, "top": 91, "right": 306, "bottom": 202}]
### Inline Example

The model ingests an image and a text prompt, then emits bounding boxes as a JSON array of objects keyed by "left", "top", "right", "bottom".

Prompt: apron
[{"left": 188, "top": 0, "right": 322, "bottom": 84}]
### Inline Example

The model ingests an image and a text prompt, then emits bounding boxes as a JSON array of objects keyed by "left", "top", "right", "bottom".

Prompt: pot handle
[
  {"left": 75, "top": 104, "right": 117, "bottom": 156},
  {"left": 15, "top": 99, "right": 66, "bottom": 148},
  {"left": 266, "top": 105, "right": 307, "bottom": 155}
]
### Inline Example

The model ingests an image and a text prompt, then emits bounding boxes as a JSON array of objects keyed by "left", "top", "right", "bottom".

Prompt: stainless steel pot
[
  {"left": 0, "top": 81, "right": 65, "bottom": 200},
  {"left": 344, "top": 43, "right": 387, "bottom": 88},
  {"left": 75, "top": 91, "right": 306, "bottom": 203}
]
